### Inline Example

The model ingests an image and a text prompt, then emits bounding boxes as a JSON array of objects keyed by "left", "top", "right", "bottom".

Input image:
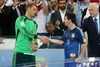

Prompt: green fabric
[
  {"left": 13, "top": 52, "right": 17, "bottom": 67},
  {"left": 14, "top": 16, "right": 38, "bottom": 54}
]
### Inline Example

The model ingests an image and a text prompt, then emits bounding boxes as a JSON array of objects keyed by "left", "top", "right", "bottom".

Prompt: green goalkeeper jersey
[{"left": 14, "top": 16, "right": 38, "bottom": 54}]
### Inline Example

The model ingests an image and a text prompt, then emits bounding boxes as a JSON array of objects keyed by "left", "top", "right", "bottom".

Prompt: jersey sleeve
[
  {"left": 15, "top": 17, "right": 37, "bottom": 39},
  {"left": 77, "top": 28, "right": 86, "bottom": 44}
]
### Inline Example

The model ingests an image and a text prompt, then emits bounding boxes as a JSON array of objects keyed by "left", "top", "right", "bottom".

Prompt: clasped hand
[{"left": 39, "top": 36, "right": 50, "bottom": 44}]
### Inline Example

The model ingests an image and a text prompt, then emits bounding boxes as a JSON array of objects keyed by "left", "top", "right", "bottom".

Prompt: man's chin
[{"left": 59, "top": 7, "right": 65, "bottom": 10}]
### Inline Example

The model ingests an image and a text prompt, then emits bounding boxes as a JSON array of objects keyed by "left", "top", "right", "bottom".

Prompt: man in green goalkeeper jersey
[{"left": 13, "top": 3, "right": 49, "bottom": 67}]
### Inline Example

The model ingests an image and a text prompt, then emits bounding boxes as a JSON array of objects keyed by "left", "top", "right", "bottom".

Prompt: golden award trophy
[
  {"left": 70, "top": 53, "right": 76, "bottom": 60},
  {"left": 29, "top": 38, "right": 38, "bottom": 51}
]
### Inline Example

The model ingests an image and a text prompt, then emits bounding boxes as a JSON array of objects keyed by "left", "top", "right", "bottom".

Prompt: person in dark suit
[
  {"left": 0, "top": 0, "right": 13, "bottom": 37},
  {"left": 81, "top": 3, "right": 100, "bottom": 57},
  {"left": 12, "top": 0, "right": 27, "bottom": 17},
  {"left": 11, "top": 0, "right": 27, "bottom": 36},
  {"left": 45, "top": 22, "right": 64, "bottom": 36},
  {"left": 50, "top": 0, "right": 69, "bottom": 32},
  {"left": 40, "top": 22, "right": 64, "bottom": 49}
]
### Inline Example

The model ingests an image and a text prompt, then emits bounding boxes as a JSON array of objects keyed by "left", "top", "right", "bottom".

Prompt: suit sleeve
[{"left": 81, "top": 19, "right": 87, "bottom": 32}]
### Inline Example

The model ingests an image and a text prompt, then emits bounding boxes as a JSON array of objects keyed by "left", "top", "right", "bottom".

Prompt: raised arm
[{"left": 42, "top": 0, "right": 48, "bottom": 14}]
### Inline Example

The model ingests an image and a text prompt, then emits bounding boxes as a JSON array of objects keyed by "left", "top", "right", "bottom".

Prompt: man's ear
[{"left": 69, "top": 19, "right": 72, "bottom": 22}]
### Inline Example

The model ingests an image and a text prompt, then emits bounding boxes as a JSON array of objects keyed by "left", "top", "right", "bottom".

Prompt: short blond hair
[{"left": 25, "top": 3, "right": 37, "bottom": 10}]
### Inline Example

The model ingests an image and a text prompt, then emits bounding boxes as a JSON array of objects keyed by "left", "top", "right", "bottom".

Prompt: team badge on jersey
[
  {"left": 83, "top": 39, "right": 86, "bottom": 43},
  {"left": 71, "top": 33, "right": 75, "bottom": 38},
  {"left": 21, "top": 22, "right": 25, "bottom": 27}
]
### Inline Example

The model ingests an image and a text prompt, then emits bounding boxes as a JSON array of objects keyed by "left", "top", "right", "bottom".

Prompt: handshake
[
  {"left": 38, "top": 35, "right": 50, "bottom": 44},
  {"left": 29, "top": 36, "right": 50, "bottom": 52}
]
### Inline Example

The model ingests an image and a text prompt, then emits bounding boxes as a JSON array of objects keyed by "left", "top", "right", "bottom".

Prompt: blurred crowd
[{"left": 0, "top": 0, "right": 99, "bottom": 37}]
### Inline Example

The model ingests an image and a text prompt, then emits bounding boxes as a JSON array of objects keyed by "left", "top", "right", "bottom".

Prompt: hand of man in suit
[
  {"left": 55, "top": 19, "right": 60, "bottom": 27},
  {"left": 55, "top": 19, "right": 60, "bottom": 28}
]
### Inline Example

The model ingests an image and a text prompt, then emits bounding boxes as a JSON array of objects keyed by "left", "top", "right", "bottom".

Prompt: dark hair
[
  {"left": 65, "top": 12, "right": 77, "bottom": 25},
  {"left": 58, "top": 0, "right": 68, "bottom": 3},
  {"left": 45, "top": 22, "right": 55, "bottom": 27},
  {"left": 25, "top": 3, "right": 37, "bottom": 10}
]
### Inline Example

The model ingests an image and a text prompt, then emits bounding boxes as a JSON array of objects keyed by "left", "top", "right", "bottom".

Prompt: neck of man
[
  {"left": 25, "top": 12, "right": 32, "bottom": 20},
  {"left": 61, "top": 9, "right": 65, "bottom": 13},
  {"left": 68, "top": 23, "right": 76, "bottom": 30}
]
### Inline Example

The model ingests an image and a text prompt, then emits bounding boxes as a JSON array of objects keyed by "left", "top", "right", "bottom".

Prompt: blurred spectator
[
  {"left": 50, "top": 0, "right": 58, "bottom": 13},
  {"left": 67, "top": 0, "right": 78, "bottom": 14},
  {"left": 50, "top": 0, "right": 69, "bottom": 32},
  {"left": 46, "top": 0, "right": 58, "bottom": 22},
  {"left": 40, "top": 22, "right": 64, "bottom": 49},
  {"left": 45, "top": 22, "right": 64, "bottom": 36},
  {"left": 75, "top": 0, "right": 89, "bottom": 27},
  {"left": 0, "top": 0, "right": 13, "bottom": 37},
  {"left": 11, "top": 0, "right": 28, "bottom": 17},
  {"left": 33, "top": 0, "right": 49, "bottom": 35},
  {"left": 10, "top": 0, "right": 28, "bottom": 36}
]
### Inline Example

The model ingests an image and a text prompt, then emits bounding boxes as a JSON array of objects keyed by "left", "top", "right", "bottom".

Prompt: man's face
[
  {"left": 46, "top": 23, "right": 55, "bottom": 33},
  {"left": 58, "top": 0, "right": 66, "bottom": 10},
  {"left": 88, "top": 5, "right": 99, "bottom": 18},
  {"left": 0, "top": 0, "right": 4, "bottom": 6},
  {"left": 29, "top": 5, "right": 38, "bottom": 17},
  {"left": 50, "top": 0, "right": 58, "bottom": 9}
]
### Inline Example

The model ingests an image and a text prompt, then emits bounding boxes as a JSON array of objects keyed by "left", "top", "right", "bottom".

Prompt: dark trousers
[{"left": 13, "top": 52, "right": 36, "bottom": 67}]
